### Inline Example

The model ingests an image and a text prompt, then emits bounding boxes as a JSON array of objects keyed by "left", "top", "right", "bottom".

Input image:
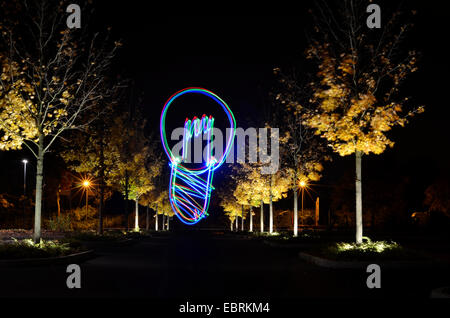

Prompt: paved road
[{"left": 0, "top": 231, "right": 449, "bottom": 300}]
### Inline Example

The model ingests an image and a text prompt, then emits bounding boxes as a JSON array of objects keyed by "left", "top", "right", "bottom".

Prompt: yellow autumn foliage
[{"left": 302, "top": 43, "right": 423, "bottom": 157}]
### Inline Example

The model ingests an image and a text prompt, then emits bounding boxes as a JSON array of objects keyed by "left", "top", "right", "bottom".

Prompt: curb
[
  {"left": 0, "top": 249, "right": 95, "bottom": 268},
  {"left": 298, "top": 251, "right": 444, "bottom": 269}
]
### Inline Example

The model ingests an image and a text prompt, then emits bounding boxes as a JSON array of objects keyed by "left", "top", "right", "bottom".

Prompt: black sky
[
  {"left": 95, "top": 0, "right": 450, "bottom": 171},
  {"left": 96, "top": 0, "right": 450, "bottom": 223}
]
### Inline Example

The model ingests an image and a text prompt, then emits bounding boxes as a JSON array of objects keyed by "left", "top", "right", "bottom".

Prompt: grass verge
[
  {"left": 0, "top": 239, "right": 84, "bottom": 260},
  {"left": 317, "top": 238, "right": 429, "bottom": 262}
]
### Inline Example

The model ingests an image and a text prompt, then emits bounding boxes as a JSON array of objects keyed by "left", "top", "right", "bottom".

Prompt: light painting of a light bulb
[{"left": 160, "top": 87, "right": 236, "bottom": 225}]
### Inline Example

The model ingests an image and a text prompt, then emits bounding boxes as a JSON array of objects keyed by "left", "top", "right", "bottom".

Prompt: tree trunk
[
  {"left": 56, "top": 186, "right": 61, "bottom": 218},
  {"left": 98, "top": 184, "right": 104, "bottom": 235},
  {"left": 98, "top": 131, "right": 105, "bottom": 235},
  {"left": 167, "top": 216, "right": 170, "bottom": 231},
  {"left": 269, "top": 196, "right": 273, "bottom": 234},
  {"left": 315, "top": 197, "right": 320, "bottom": 227},
  {"left": 68, "top": 184, "right": 72, "bottom": 211},
  {"left": 33, "top": 134, "right": 45, "bottom": 243},
  {"left": 162, "top": 213, "right": 166, "bottom": 231},
  {"left": 355, "top": 150, "right": 363, "bottom": 244},
  {"left": 249, "top": 206, "right": 253, "bottom": 232},
  {"left": 134, "top": 198, "right": 139, "bottom": 231},
  {"left": 260, "top": 200, "right": 264, "bottom": 233},
  {"left": 125, "top": 171, "right": 129, "bottom": 231},
  {"left": 155, "top": 205, "right": 159, "bottom": 231},
  {"left": 241, "top": 205, "right": 244, "bottom": 231},
  {"left": 146, "top": 206, "right": 149, "bottom": 231},
  {"left": 301, "top": 187, "right": 304, "bottom": 225},
  {"left": 230, "top": 220, "right": 233, "bottom": 231},
  {"left": 293, "top": 188, "right": 298, "bottom": 237},
  {"left": 269, "top": 175, "right": 273, "bottom": 233},
  {"left": 235, "top": 214, "right": 238, "bottom": 231}
]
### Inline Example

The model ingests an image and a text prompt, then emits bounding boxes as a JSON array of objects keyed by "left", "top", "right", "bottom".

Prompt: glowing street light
[
  {"left": 299, "top": 180, "right": 307, "bottom": 226},
  {"left": 82, "top": 179, "right": 91, "bottom": 216}
]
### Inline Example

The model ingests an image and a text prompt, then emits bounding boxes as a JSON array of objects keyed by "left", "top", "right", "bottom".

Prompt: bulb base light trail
[{"left": 160, "top": 87, "right": 236, "bottom": 225}]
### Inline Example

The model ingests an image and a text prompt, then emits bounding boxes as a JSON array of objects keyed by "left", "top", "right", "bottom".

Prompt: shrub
[
  {"left": 46, "top": 206, "right": 98, "bottom": 232},
  {"left": 0, "top": 239, "right": 81, "bottom": 260},
  {"left": 47, "top": 214, "right": 72, "bottom": 232},
  {"left": 323, "top": 237, "right": 426, "bottom": 261}
]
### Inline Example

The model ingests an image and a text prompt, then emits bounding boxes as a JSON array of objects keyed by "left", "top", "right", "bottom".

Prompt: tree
[
  {"left": 60, "top": 101, "right": 123, "bottom": 234},
  {"left": 219, "top": 190, "right": 241, "bottom": 232},
  {"left": 127, "top": 149, "right": 161, "bottom": 231},
  {"left": 108, "top": 109, "right": 162, "bottom": 231},
  {"left": 0, "top": 0, "right": 120, "bottom": 242},
  {"left": 139, "top": 162, "right": 171, "bottom": 231},
  {"left": 228, "top": 160, "right": 289, "bottom": 234},
  {"left": 299, "top": 0, "right": 423, "bottom": 243},
  {"left": 267, "top": 170, "right": 290, "bottom": 233},
  {"left": 159, "top": 193, "right": 174, "bottom": 231},
  {"left": 232, "top": 164, "right": 259, "bottom": 232},
  {"left": 274, "top": 72, "right": 328, "bottom": 236},
  {"left": 424, "top": 178, "right": 450, "bottom": 218}
]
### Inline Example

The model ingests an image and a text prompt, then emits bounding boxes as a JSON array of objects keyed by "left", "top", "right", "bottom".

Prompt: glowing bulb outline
[
  {"left": 160, "top": 87, "right": 236, "bottom": 174},
  {"left": 160, "top": 87, "right": 236, "bottom": 225}
]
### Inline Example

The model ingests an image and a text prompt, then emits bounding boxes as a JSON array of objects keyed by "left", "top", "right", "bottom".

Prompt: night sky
[
  {"left": 1, "top": 0, "right": 449, "bottom": 227},
  {"left": 100, "top": 0, "right": 450, "bottom": 172}
]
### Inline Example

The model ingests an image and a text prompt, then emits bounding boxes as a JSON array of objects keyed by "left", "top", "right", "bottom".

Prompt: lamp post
[
  {"left": 82, "top": 180, "right": 91, "bottom": 217},
  {"left": 299, "top": 180, "right": 306, "bottom": 226}
]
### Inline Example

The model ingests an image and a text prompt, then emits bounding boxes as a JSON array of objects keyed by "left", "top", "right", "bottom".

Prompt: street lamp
[
  {"left": 299, "top": 180, "right": 307, "bottom": 226},
  {"left": 82, "top": 179, "right": 91, "bottom": 216}
]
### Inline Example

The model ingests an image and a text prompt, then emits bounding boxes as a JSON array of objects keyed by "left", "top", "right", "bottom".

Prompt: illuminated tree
[
  {"left": 126, "top": 151, "right": 161, "bottom": 231},
  {"left": 139, "top": 164, "right": 171, "bottom": 231},
  {"left": 60, "top": 102, "right": 124, "bottom": 234},
  {"left": 274, "top": 73, "right": 328, "bottom": 236},
  {"left": 232, "top": 164, "right": 259, "bottom": 231},
  {"left": 267, "top": 170, "right": 290, "bottom": 233},
  {"left": 299, "top": 0, "right": 423, "bottom": 243},
  {"left": 228, "top": 160, "right": 289, "bottom": 234},
  {"left": 140, "top": 189, "right": 161, "bottom": 231},
  {"left": 109, "top": 111, "right": 162, "bottom": 231},
  {"left": 219, "top": 189, "right": 241, "bottom": 232},
  {"left": 0, "top": 1, "right": 120, "bottom": 242},
  {"left": 159, "top": 192, "right": 174, "bottom": 231}
]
